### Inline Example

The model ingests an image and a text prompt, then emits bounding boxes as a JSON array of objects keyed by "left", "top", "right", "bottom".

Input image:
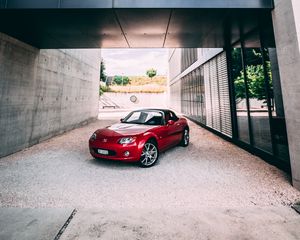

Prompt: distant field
[
  {"left": 128, "top": 76, "right": 167, "bottom": 86},
  {"left": 110, "top": 84, "right": 166, "bottom": 93},
  {"left": 107, "top": 75, "right": 167, "bottom": 93}
]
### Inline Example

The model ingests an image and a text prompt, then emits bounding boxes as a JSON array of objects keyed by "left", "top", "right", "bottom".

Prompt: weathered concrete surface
[
  {"left": 0, "top": 119, "right": 299, "bottom": 209},
  {"left": 0, "top": 208, "right": 74, "bottom": 240},
  {"left": 272, "top": 0, "right": 300, "bottom": 190},
  {"left": 100, "top": 92, "right": 167, "bottom": 109},
  {"left": 60, "top": 207, "right": 300, "bottom": 240},
  {"left": 0, "top": 32, "right": 100, "bottom": 158}
]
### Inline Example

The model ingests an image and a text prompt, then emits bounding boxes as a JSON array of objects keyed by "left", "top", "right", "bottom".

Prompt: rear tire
[
  {"left": 180, "top": 128, "right": 189, "bottom": 147},
  {"left": 139, "top": 140, "right": 159, "bottom": 168}
]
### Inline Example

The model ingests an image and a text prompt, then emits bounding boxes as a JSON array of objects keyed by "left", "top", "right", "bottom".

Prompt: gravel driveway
[{"left": 0, "top": 118, "right": 299, "bottom": 209}]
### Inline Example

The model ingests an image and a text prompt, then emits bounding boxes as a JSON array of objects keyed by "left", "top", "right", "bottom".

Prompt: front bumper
[{"left": 89, "top": 139, "right": 142, "bottom": 162}]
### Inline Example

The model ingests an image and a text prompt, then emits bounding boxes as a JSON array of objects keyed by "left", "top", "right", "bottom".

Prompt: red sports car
[{"left": 89, "top": 109, "right": 189, "bottom": 167}]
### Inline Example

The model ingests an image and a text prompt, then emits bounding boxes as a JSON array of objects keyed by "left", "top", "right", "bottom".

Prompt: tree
[
  {"left": 99, "top": 84, "right": 111, "bottom": 96},
  {"left": 100, "top": 59, "right": 107, "bottom": 82},
  {"left": 233, "top": 48, "right": 273, "bottom": 103},
  {"left": 234, "top": 62, "right": 273, "bottom": 103},
  {"left": 146, "top": 68, "right": 157, "bottom": 79},
  {"left": 113, "top": 75, "right": 130, "bottom": 85}
]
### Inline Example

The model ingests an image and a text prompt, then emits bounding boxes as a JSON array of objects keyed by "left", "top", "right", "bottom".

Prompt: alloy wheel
[
  {"left": 184, "top": 129, "right": 189, "bottom": 145},
  {"left": 140, "top": 142, "right": 158, "bottom": 167}
]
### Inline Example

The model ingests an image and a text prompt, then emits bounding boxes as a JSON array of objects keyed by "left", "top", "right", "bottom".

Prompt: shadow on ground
[{"left": 88, "top": 158, "right": 138, "bottom": 170}]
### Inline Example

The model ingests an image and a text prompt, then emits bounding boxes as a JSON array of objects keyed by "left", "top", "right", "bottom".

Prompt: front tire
[
  {"left": 180, "top": 128, "right": 189, "bottom": 147},
  {"left": 139, "top": 140, "right": 159, "bottom": 167}
]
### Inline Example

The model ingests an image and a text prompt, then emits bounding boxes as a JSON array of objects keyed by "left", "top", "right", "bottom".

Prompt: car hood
[{"left": 96, "top": 123, "right": 159, "bottom": 137}]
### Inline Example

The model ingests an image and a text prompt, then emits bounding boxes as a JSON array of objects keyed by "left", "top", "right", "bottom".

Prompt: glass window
[
  {"left": 195, "top": 68, "right": 201, "bottom": 121},
  {"left": 231, "top": 44, "right": 251, "bottom": 144},
  {"left": 200, "top": 66, "right": 206, "bottom": 124},
  {"left": 244, "top": 34, "right": 273, "bottom": 153},
  {"left": 179, "top": 64, "right": 206, "bottom": 125},
  {"left": 265, "top": 48, "right": 290, "bottom": 161},
  {"left": 123, "top": 111, "right": 163, "bottom": 125},
  {"left": 192, "top": 70, "right": 197, "bottom": 119}
]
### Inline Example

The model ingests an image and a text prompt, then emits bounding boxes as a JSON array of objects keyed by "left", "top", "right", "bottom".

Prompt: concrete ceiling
[
  {"left": 0, "top": 0, "right": 274, "bottom": 9},
  {"left": 0, "top": 0, "right": 275, "bottom": 49}
]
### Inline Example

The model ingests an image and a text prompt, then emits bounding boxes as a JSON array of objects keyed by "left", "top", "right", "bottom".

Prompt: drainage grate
[
  {"left": 291, "top": 202, "right": 300, "bottom": 214},
  {"left": 53, "top": 209, "right": 77, "bottom": 240}
]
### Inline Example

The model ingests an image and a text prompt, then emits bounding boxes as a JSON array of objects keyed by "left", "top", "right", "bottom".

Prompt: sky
[{"left": 101, "top": 49, "right": 168, "bottom": 76}]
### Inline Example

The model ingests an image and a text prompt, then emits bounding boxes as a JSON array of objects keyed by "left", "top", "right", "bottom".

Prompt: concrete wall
[
  {"left": 291, "top": 0, "right": 300, "bottom": 50},
  {"left": 272, "top": 0, "right": 300, "bottom": 190},
  {"left": 101, "top": 92, "right": 167, "bottom": 110},
  {"left": 0, "top": 33, "right": 100, "bottom": 157}
]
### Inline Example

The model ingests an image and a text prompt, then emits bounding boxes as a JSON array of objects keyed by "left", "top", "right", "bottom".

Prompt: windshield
[{"left": 122, "top": 111, "right": 164, "bottom": 125}]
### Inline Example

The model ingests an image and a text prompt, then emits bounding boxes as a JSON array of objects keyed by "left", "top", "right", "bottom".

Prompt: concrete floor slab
[
  {"left": 0, "top": 208, "right": 74, "bottom": 240},
  {"left": 60, "top": 207, "right": 300, "bottom": 240}
]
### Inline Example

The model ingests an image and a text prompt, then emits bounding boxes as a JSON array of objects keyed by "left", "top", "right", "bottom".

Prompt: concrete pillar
[{"left": 272, "top": 0, "right": 300, "bottom": 190}]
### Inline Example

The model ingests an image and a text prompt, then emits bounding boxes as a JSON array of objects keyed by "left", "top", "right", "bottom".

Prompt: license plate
[{"left": 98, "top": 149, "right": 109, "bottom": 155}]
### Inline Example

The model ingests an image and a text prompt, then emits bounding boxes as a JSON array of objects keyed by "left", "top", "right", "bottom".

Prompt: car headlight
[
  {"left": 119, "top": 137, "right": 136, "bottom": 144},
  {"left": 90, "top": 133, "right": 97, "bottom": 140}
]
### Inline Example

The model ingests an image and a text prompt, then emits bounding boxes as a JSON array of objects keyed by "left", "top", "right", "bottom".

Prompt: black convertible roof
[{"left": 135, "top": 109, "right": 173, "bottom": 114}]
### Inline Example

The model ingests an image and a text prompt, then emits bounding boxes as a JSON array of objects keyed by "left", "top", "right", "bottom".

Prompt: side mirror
[
  {"left": 120, "top": 118, "right": 124, "bottom": 123},
  {"left": 167, "top": 120, "right": 175, "bottom": 126}
]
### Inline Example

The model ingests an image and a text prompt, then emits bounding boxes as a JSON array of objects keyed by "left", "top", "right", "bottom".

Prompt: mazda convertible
[{"left": 89, "top": 109, "right": 189, "bottom": 167}]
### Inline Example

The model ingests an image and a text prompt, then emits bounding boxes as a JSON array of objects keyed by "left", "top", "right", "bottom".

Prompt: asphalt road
[{"left": 0, "top": 118, "right": 299, "bottom": 209}]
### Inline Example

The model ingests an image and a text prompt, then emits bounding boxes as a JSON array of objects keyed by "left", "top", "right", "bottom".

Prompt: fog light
[{"left": 124, "top": 151, "right": 130, "bottom": 157}]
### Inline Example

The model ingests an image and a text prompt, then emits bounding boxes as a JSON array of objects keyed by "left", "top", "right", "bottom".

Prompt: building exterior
[{"left": 168, "top": 0, "right": 300, "bottom": 190}]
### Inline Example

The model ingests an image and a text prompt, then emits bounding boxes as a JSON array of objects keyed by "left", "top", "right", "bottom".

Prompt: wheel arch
[
  {"left": 146, "top": 136, "right": 158, "bottom": 146},
  {"left": 138, "top": 132, "right": 159, "bottom": 151}
]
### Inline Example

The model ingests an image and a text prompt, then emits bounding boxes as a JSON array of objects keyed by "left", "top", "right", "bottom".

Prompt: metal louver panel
[
  {"left": 177, "top": 49, "right": 232, "bottom": 138},
  {"left": 217, "top": 52, "right": 232, "bottom": 137},
  {"left": 204, "top": 63, "right": 212, "bottom": 128},
  {"left": 204, "top": 51, "right": 232, "bottom": 137},
  {"left": 181, "top": 49, "right": 198, "bottom": 72},
  {"left": 210, "top": 58, "right": 221, "bottom": 132}
]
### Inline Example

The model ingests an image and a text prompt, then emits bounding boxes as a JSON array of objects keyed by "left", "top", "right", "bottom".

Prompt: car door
[
  {"left": 155, "top": 125, "right": 170, "bottom": 151},
  {"left": 165, "top": 111, "right": 183, "bottom": 148},
  {"left": 149, "top": 112, "right": 169, "bottom": 151}
]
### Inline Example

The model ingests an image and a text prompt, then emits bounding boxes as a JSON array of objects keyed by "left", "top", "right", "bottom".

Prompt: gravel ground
[{"left": 0, "top": 118, "right": 299, "bottom": 209}]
